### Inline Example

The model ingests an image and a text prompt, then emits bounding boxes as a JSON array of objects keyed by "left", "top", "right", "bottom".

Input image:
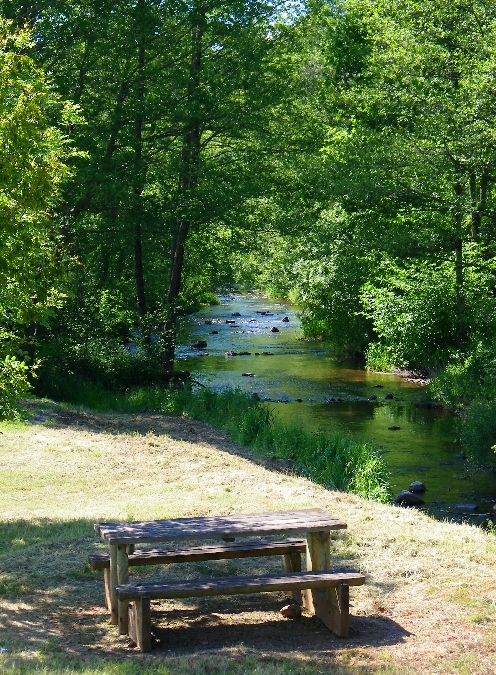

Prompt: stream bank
[{"left": 177, "top": 292, "right": 496, "bottom": 522}]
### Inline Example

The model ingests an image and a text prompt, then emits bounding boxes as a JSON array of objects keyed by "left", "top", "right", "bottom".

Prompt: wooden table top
[{"left": 95, "top": 509, "right": 347, "bottom": 545}]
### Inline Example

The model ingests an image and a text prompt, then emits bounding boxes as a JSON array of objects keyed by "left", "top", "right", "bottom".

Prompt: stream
[{"left": 177, "top": 292, "right": 496, "bottom": 523}]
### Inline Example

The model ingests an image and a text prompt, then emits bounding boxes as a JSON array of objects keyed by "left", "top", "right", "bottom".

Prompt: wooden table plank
[{"left": 95, "top": 509, "right": 347, "bottom": 545}]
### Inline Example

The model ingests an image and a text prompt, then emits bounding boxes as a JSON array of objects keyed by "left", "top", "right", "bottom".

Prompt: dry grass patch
[{"left": 0, "top": 401, "right": 495, "bottom": 674}]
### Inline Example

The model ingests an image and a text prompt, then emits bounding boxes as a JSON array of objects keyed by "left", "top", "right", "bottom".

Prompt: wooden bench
[
  {"left": 116, "top": 570, "right": 366, "bottom": 651},
  {"left": 89, "top": 538, "right": 306, "bottom": 609}
]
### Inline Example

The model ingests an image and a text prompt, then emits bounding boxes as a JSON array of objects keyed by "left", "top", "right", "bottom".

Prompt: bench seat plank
[
  {"left": 121, "top": 570, "right": 365, "bottom": 651},
  {"left": 116, "top": 570, "right": 365, "bottom": 600},
  {"left": 89, "top": 538, "right": 306, "bottom": 570}
]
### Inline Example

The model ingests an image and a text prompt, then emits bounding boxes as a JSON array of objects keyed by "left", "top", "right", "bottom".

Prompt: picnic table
[{"left": 93, "top": 508, "right": 364, "bottom": 651}]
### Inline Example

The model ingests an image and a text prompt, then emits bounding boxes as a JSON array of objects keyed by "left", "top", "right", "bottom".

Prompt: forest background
[{"left": 2, "top": 0, "right": 496, "bottom": 468}]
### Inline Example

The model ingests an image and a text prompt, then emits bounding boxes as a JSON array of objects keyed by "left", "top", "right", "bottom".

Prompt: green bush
[
  {"left": 0, "top": 356, "right": 31, "bottom": 419},
  {"left": 460, "top": 399, "right": 496, "bottom": 469},
  {"left": 428, "top": 341, "right": 496, "bottom": 469},
  {"left": 429, "top": 341, "right": 496, "bottom": 410},
  {"left": 35, "top": 337, "right": 169, "bottom": 399},
  {"left": 361, "top": 259, "right": 457, "bottom": 371}
]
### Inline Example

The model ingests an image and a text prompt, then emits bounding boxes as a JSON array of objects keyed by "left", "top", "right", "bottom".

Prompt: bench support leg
[
  {"left": 303, "top": 530, "right": 350, "bottom": 635},
  {"left": 305, "top": 530, "right": 330, "bottom": 571},
  {"left": 103, "top": 568, "right": 111, "bottom": 612},
  {"left": 282, "top": 551, "right": 302, "bottom": 602},
  {"left": 302, "top": 583, "right": 350, "bottom": 637},
  {"left": 128, "top": 595, "right": 152, "bottom": 652},
  {"left": 117, "top": 544, "right": 130, "bottom": 635},
  {"left": 109, "top": 545, "right": 118, "bottom": 625}
]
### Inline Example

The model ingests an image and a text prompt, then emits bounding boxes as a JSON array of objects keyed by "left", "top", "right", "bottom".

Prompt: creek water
[{"left": 177, "top": 292, "right": 496, "bottom": 522}]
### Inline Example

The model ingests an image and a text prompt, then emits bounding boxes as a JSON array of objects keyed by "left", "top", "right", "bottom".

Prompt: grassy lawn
[{"left": 1, "top": 400, "right": 496, "bottom": 674}]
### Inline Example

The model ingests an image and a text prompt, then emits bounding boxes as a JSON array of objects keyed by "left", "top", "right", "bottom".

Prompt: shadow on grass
[
  {"left": 0, "top": 517, "right": 410, "bottom": 673},
  {"left": 28, "top": 403, "right": 307, "bottom": 475}
]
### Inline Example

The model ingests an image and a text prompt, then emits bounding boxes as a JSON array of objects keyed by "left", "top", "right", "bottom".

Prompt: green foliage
[
  {"left": 428, "top": 341, "right": 496, "bottom": 467},
  {"left": 459, "top": 400, "right": 496, "bottom": 469},
  {"left": 239, "top": 207, "right": 374, "bottom": 354},
  {"left": 0, "top": 19, "right": 77, "bottom": 327},
  {"left": 430, "top": 342, "right": 496, "bottom": 409},
  {"left": 0, "top": 20, "right": 78, "bottom": 419},
  {"left": 35, "top": 339, "right": 166, "bottom": 398},
  {"left": 361, "top": 260, "right": 457, "bottom": 370},
  {"left": 13, "top": 0, "right": 309, "bottom": 368},
  {"left": 0, "top": 356, "right": 31, "bottom": 419}
]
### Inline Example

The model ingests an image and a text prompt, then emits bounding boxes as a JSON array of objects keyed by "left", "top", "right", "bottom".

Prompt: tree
[
  {"left": 261, "top": 0, "right": 496, "bottom": 367},
  {"left": 0, "top": 19, "right": 75, "bottom": 415},
  {"left": 4, "top": 0, "right": 310, "bottom": 374}
]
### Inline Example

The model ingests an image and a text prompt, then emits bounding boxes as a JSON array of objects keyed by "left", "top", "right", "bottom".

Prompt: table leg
[
  {"left": 282, "top": 549, "right": 302, "bottom": 602},
  {"left": 305, "top": 530, "right": 330, "bottom": 572},
  {"left": 117, "top": 544, "right": 130, "bottom": 635},
  {"left": 109, "top": 544, "right": 118, "bottom": 625},
  {"left": 303, "top": 529, "right": 348, "bottom": 636}
]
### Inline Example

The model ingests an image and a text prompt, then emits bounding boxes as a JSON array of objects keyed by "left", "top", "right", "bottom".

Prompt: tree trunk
[
  {"left": 454, "top": 179, "right": 466, "bottom": 346},
  {"left": 469, "top": 172, "right": 488, "bottom": 242},
  {"left": 469, "top": 172, "right": 478, "bottom": 241},
  {"left": 134, "top": 223, "right": 147, "bottom": 318},
  {"left": 162, "top": 7, "right": 204, "bottom": 372},
  {"left": 133, "top": 28, "right": 147, "bottom": 320}
]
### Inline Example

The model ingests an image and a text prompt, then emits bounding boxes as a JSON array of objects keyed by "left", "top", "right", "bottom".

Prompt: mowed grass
[{"left": 1, "top": 401, "right": 496, "bottom": 675}]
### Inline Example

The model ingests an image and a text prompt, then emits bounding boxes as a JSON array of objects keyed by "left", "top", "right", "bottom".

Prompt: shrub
[
  {"left": 430, "top": 341, "right": 496, "bottom": 410},
  {"left": 460, "top": 400, "right": 496, "bottom": 469},
  {"left": 361, "top": 259, "right": 457, "bottom": 371},
  {"left": 0, "top": 356, "right": 31, "bottom": 419}
]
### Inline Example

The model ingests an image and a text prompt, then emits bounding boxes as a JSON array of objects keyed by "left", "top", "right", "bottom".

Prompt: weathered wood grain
[
  {"left": 119, "top": 570, "right": 365, "bottom": 651},
  {"left": 128, "top": 594, "right": 151, "bottom": 652},
  {"left": 95, "top": 509, "right": 346, "bottom": 545},
  {"left": 116, "top": 570, "right": 365, "bottom": 601},
  {"left": 89, "top": 538, "right": 306, "bottom": 570},
  {"left": 109, "top": 544, "right": 118, "bottom": 625},
  {"left": 117, "top": 544, "right": 129, "bottom": 635},
  {"left": 303, "top": 530, "right": 331, "bottom": 615}
]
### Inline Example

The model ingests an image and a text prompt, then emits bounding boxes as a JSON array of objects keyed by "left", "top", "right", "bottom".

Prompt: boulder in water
[
  {"left": 409, "top": 481, "right": 426, "bottom": 493},
  {"left": 394, "top": 490, "right": 425, "bottom": 506}
]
